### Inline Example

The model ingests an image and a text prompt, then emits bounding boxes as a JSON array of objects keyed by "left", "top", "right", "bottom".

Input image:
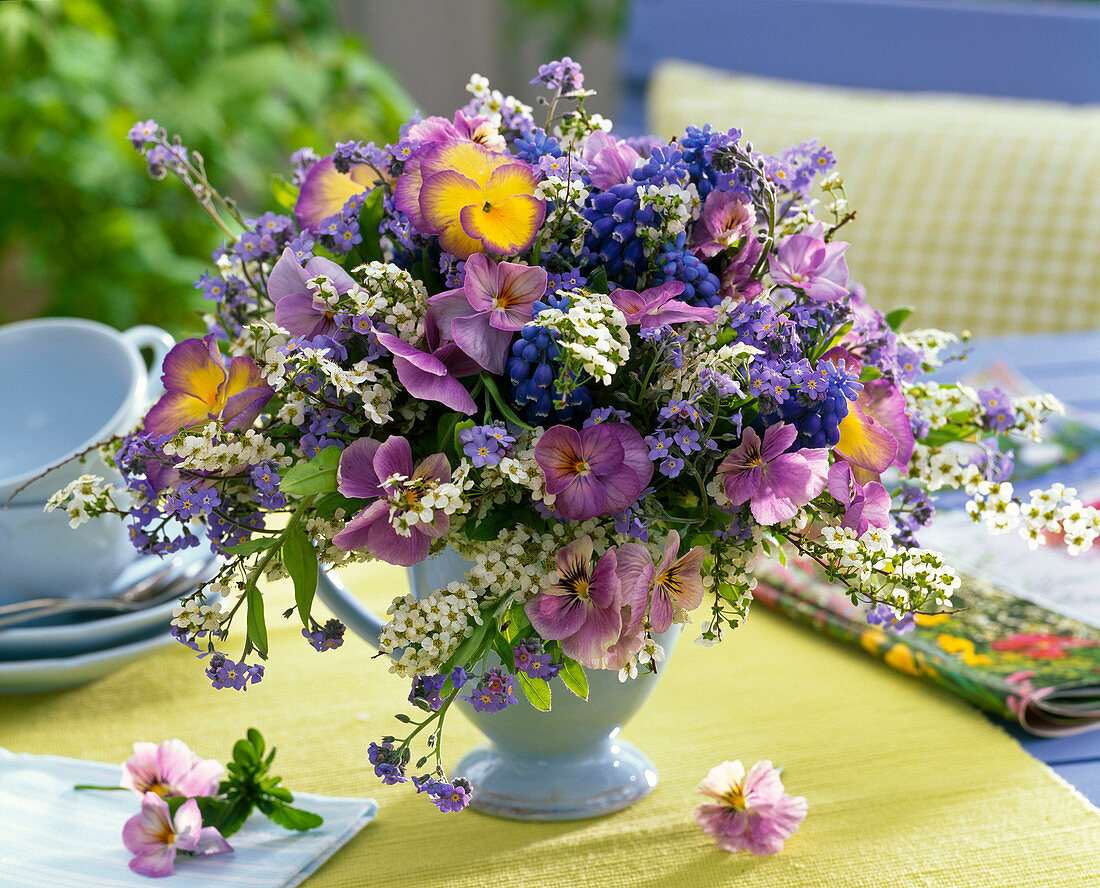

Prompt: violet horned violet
[{"left": 66, "top": 57, "right": 1100, "bottom": 818}]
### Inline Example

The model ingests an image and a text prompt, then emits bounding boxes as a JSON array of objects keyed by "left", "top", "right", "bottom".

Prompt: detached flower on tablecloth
[
  {"left": 122, "top": 792, "right": 232, "bottom": 878},
  {"left": 693, "top": 760, "right": 807, "bottom": 856},
  {"left": 121, "top": 739, "right": 222, "bottom": 799}
]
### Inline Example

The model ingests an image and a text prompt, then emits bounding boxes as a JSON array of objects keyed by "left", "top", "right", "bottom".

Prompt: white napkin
[{"left": 0, "top": 747, "right": 377, "bottom": 887}]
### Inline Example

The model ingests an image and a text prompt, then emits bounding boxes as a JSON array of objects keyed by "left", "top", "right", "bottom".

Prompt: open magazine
[{"left": 755, "top": 363, "right": 1100, "bottom": 737}]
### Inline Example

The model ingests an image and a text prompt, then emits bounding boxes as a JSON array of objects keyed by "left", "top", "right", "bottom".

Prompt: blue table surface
[{"left": 939, "top": 329, "right": 1100, "bottom": 805}]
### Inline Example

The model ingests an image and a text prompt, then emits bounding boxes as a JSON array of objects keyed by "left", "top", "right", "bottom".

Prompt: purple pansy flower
[
  {"left": 534, "top": 422, "right": 653, "bottom": 521},
  {"left": 268, "top": 247, "right": 357, "bottom": 339},
  {"left": 375, "top": 315, "right": 480, "bottom": 415},
  {"left": 428, "top": 253, "right": 547, "bottom": 374},
  {"left": 524, "top": 536, "right": 623, "bottom": 669},
  {"left": 648, "top": 530, "right": 706, "bottom": 633},
  {"left": 768, "top": 223, "right": 850, "bottom": 302},
  {"left": 600, "top": 541, "right": 656, "bottom": 670},
  {"left": 690, "top": 189, "right": 757, "bottom": 258},
  {"left": 718, "top": 423, "right": 829, "bottom": 525},
  {"left": 293, "top": 155, "right": 376, "bottom": 232},
  {"left": 581, "top": 130, "right": 640, "bottom": 190},
  {"left": 332, "top": 436, "right": 451, "bottom": 567},
  {"left": 827, "top": 460, "right": 892, "bottom": 537},
  {"left": 609, "top": 281, "right": 719, "bottom": 328},
  {"left": 720, "top": 236, "right": 765, "bottom": 302}
]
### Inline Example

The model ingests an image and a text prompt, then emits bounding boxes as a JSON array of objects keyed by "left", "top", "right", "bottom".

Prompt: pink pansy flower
[
  {"left": 693, "top": 760, "right": 807, "bottom": 856},
  {"left": 294, "top": 155, "right": 377, "bottom": 232},
  {"left": 524, "top": 536, "right": 623, "bottom": 668},
  {"left": 648, "top": 530, "right": 706, "bottom": 633},
  {"left": 580, "top": 130, "right": 640, "bottom": 190},
  {"left": 718, "top": 423, "right": 829, "bottom": 525},
  {"left": 406, "top": 111, "right": 506, "bottom": 153},
  {"left": 534, "top": 422, "right": 653, "bottom": 521},
  {"left": 376, "top": 315, "right": 480, "bottom": 415},
  {"left": 332, "top": 436, "right": 451, "bottom": 567},
  {"left": 690, "top": 190, "right": 757, "bottom": 258},
  {"left": 609, "top": 281, "right": 719, "bottom": 328},
  {"left": 719, "top": 236, "right": 765, "bottom": 302},
  {"left": 429, "top": 252, "right": 547, "bottom": 374},
  {"left": 827, "top": 460, "right": 892, "bottom": 537},
  {"left": 268, "top": 247, "right": 357, "bottom": 339},
  {"left": 601, "top": 542, "right": 656, "bottom": 670},
  {"left": 836, "top": 377, "right": 915, "bottom": 485},
  {"left": 121, "top": 739, "right": 223, "bottom": 799},
  {"left": 143, "top": 335, "right": 273, "bottom": 437},
  {"left": 768, "top": 222, "right": 850, "bottom": 302},
  {"left": 123, "top": 792, "right": 232, "bottom": 878}
]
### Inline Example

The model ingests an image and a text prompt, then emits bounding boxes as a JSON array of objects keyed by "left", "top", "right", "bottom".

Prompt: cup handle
[
  {"left": 120, "top": 325, "right": 176, "bottom": 404},
  {"left": 316, "top": 569, "right": 388, "bottom": 650}
]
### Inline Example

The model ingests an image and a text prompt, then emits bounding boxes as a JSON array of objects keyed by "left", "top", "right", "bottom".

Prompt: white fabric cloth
[{"left": 0, "top": 747, "right": 377, "bottom": 887}]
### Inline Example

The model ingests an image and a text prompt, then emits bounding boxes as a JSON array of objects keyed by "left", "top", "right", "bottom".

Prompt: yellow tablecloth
[{"left": 3, "top": 562, "right": 1098, "bottom": 887}]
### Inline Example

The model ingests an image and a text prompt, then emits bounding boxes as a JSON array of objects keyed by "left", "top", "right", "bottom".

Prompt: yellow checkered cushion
[{"left": 647, "top": 60, "right": 1100, "bottom": 336}]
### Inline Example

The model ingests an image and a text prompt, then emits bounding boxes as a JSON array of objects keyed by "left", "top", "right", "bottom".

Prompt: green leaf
[
  {"left": 516, "top": 671, "right": 551, "bottom": 711},
  {"left": 246, "top": 729, "right": 265, "bottom": 759},
  {"left": 464, "top": 510, "right": 512, "bottom": 542},
  {"left": 858, "top": 366, "right": 883, "bottom": 382},
  {"left": 263, "top": 800, "right": 324, "bottom": 832},
  {"left": 245, "top": 582, "right": 269, "bottom": 659},
  {"left": 282, "top": 526, "right": 318, "bottom": 628},
  {"left": 212, "top": 795, "right": 254, "bottom": 839},
  {"left": 220, "top": 537, "right": 280, "bottom": 557},
  {"left": 439, "top": 619, "right": 492, "bottom": 676},
  {"left": 233, "top": 738, "right": 259, "bottom": 766},
  {"left": 884, "top": 306, "right": 914, "bottom": 332},
  {"left": 558, "top": 658, "right": 589, "bottom": 701},
  {"left": 271, "top": 174, "right": 298, "bottom": 212},
  {"left": 312, "top": 492, "right": 362, "bottom": 520},
  {"left": 280, "top": 447, "right": 341, "bottom": 496},
  {"left": 356, "top": 187, "right": 384, "bottom": 264},
  {"left": 586, "top": 266, "right": 609, "bottom": 293},
  {"left": 452, "top": 418, "right": 475, "bottom": 453},
  {"left": 481, "top": 374, "right": 535, "bottom": 430}
]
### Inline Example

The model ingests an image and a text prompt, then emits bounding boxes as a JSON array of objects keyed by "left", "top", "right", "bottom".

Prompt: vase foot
[{"left": 454, "top": 737, "right": 659, "bottom": 821}]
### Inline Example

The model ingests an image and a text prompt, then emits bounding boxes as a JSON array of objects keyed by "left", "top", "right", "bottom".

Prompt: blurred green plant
[
  {"left": 0, "top": 0, "right": 413, "bottom": 336},
  {"left": 499, "top": 0, "right": 628, "bottom": 58}
]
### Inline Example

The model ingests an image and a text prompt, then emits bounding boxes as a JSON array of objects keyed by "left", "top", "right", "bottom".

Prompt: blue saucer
[{"left": 0, "top": 547, "right": 219, "bottom": 661}]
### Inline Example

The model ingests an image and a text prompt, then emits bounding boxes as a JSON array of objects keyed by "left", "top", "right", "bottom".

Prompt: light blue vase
[{"left": 316, "top": 548, "right": 680, "bottom": 820}]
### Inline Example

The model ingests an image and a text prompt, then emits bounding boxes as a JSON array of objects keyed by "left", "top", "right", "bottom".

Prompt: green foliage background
[{"left": 0, "top": 0, "right": 413, "bottom": 337}]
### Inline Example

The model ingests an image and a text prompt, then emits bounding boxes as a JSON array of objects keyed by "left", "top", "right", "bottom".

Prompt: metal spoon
[{"left": 0, "top": 555, "right": 219, "bottom": 629}]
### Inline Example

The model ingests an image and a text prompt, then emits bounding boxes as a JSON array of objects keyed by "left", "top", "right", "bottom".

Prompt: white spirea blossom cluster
[
  {"left": 380, "top": 581, "right": 484, "bottom": 677},
  {"left": 532, "top": 290, "right": 630, "bottom": 385},
  {"left": 163, "top": 427, "right": 288, "bottom": 474},
  {"left": 671, "top": 340, "right": 760, "bottom": 397},
  {"left": 171, "top": 597, "right": 224, "bottom": 635},
  {"left": 45, "top": 473, "right": 120, "bottom": 528},
  {"left": 617, "top": 636, "right": 666, "bottom": 682},
  {"left": 820, "top": 526, "right": 962, "bottom": 610},
  {"left": 635, "top": 181, "right": 699, "bottom": 242},
  {"left": 381, "top": 471, "right": 468, "bottom": 538},
  {"left": 966, "top": 481, "right": 1100, "bottom": 554},
  {"left": 471, "top": 434, "right": 552, "bottom": 514},
  {"left": 350, "top": 262, "right": 428, "bottom": 341},
  {"left": 896, "top": 329, "right": 959, "bottom": 370},
  {"left": 463, "top": 73, "right": 533, "bottom": 134}
]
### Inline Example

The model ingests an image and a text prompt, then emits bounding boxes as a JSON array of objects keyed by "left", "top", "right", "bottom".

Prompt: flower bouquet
[{"left": 54, "top": 59, "right": 1100, "bottom": 815}]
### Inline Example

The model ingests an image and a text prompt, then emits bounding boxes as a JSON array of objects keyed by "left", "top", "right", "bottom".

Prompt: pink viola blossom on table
[
  {"left": 65, "top": 57, "right": 1100, "bottom": 817},
  {"left": 693, "top": 760, "right": 808, "bottom": 856},
  {"left": 120, "top": 739, "right": 223, "bottom": 799},
  {"left": 123, "top": 793, "right": 232, "bottom": 878}
]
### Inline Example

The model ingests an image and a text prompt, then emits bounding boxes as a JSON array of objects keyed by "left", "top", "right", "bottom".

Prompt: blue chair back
[{"left": 619, "top": 0, "right": 1100, "bottom": 134}]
